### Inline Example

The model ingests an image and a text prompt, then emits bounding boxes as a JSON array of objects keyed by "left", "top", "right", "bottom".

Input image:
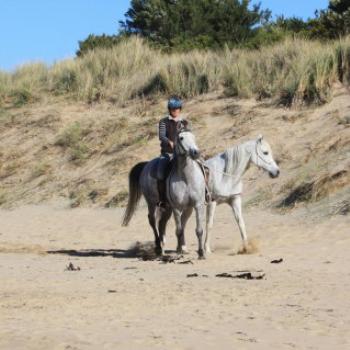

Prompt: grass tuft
[
  {"left": 55, "top": 122, "right": 90, "bottom": 163},
  {"left": 0, "top": 36, "right": 350, "bottom": 106}
]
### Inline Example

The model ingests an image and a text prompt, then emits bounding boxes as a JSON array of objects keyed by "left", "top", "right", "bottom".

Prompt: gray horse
[
  {"left": 122, "top": 129, "right": 207, "bottom": 258},
  {"left": 204, "top": 135, "right": 280, "bottom": 253}
]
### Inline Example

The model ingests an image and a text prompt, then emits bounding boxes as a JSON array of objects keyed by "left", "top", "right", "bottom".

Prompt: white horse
[
  {"left": 167, "top": 130, "right": 207, "bottom": 258},
  {"left": 123, "top": 128, "right": 207, "bottom": 258},
  {"left": 204, "top": 135, "right": 280, "bottom": 253}
]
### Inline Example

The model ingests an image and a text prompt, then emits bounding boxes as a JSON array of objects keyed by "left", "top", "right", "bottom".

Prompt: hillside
[
  {"left": 0, "top": 81, "right": 349, "bottom": 216},
  {"left": 0, "top": 85, "right": 349, "bottom": 349}
]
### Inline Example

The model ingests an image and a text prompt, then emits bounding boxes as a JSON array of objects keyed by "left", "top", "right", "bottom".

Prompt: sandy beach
[{"left": 1, "top": 203, "right": 349, "bottom": 350}]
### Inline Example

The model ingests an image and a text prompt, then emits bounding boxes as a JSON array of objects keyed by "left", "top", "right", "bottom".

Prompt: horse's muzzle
[
  {"left": 269, "top": 169, "right": 280, "bottom": 178},
  {"left": 190, "top": 148, "right": 200, "bottom": 160}
]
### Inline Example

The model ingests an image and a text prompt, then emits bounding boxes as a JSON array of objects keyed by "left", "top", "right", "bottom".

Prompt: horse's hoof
[
  {"left": 177, "top": 245, "right": 188, "bottom": 255},
  {"left": 205, "top": 246, "right": 212, "bottom": 254},
  {"left": 198, "top": 250, "right": 206, "bottom": 260},
  {"left": 155, "top": 247, "right": 163, "bottom": 256}
]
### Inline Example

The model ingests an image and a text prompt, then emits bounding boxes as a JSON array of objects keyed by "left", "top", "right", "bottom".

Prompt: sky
[{"left": 0, "top": 0, "right": 329, "bottom": 71}]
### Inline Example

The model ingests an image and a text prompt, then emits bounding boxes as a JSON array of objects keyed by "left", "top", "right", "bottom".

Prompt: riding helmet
[{"left": 167, "top": 96, "right": 183, "bottom": 110}]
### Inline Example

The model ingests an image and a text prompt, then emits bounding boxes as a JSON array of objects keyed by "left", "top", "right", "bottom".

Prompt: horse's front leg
[
  {"left": 158, "top": 206, "right": 172, "bottom": 250},
  {"left": 231, "top": 195, "right": 248, "bottom": 250},
  {"left": 205, "top": 200, "right": 217, "bottom": 254},
  {"left": 180, "top": 207, "right": 193, "bottom": 254},
  {"left": 195, "top": 204, "right": 206, "bottom": 259},
  {"left": 147, "top": 204, "right": 162, "bottom": 256},
  {"left": 173, "top": 208, "right": 185, "bottom": 254}
]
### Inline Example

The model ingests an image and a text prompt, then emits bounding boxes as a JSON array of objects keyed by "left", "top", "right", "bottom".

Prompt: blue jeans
[{"left": 156, "top": 153, "right": 172, "bottom": 180}]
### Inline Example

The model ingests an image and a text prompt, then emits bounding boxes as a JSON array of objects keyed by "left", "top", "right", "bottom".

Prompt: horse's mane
[{"left": 223, "top": 144, "right": 248, "bottom": 177}]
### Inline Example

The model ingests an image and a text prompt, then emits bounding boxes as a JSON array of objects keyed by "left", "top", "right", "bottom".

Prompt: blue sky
[{"left": 0, "top": 0, "right": 329, "bottom": 71}]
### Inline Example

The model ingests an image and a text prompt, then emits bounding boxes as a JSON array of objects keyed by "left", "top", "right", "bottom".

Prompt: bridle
[
  {"left": 255, "top": 141, "right": 274, "bottom": 167},
  {"left": 175, "top": 131, "right": 191, "bottom": 157}
]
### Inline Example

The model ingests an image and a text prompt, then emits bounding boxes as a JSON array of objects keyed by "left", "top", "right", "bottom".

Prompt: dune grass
[
  {"left": 1, "top": 36, "right": 350, "bottom": 107},
  {"left": 55, "top": 122, "right": 90, "bottom": 163}
]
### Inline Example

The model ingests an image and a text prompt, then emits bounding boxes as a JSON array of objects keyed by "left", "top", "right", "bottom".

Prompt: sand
[{"left": 0, "top": 203, "right": 349, "bottom": 350}]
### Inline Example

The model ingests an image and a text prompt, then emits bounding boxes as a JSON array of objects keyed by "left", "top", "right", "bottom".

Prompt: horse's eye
[
  {"left": 263, "top": 151, "right": 268, "bottom": 155},
  {"left": 180, "top": 137, "right": 184, "bottom": 141}
]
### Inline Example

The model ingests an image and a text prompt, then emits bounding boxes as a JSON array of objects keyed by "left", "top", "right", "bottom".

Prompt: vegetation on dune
[
  {"left": 278, "top": 169, "right": 349, "bottom": 208},
  {"left": 1, "top": 36, "right": 350, "bottom": 108},
  {"left": 77, "top": 0, "right": 350, "bottom": 54},
  {"left": 55, "top": 122, "right": 90, "bottom": 163},
  {"left": 0, "top": 1, "right": 350, "bottom": 108}
]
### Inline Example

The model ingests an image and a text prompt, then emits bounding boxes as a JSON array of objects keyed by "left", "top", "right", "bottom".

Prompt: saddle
[
  {"left": 152, "top": 157, "right": 211, "bottom": 204},
  {"left": 150, "top": 157, "right": 173, "bottom": 180}
]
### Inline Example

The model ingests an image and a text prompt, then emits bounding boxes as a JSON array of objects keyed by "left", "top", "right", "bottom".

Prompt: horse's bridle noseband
[
  {"left": 176, "top": 132, "right": 191, "bottom": 157},
  {"left": 255, "top": 141, "right": 273, "bottom": 166}
]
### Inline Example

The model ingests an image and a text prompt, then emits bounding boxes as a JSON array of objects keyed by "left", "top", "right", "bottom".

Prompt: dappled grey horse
[
  {"left": 204, "top": 135, "right": 280, "bottom": 253},
  {"left": 122, "top": 129, "right": 207, "bottom": 258}
]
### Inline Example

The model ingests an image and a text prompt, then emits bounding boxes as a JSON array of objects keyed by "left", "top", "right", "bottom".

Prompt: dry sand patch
[{"left": 0, "top": 205, "right": 349, "bottom": 349}]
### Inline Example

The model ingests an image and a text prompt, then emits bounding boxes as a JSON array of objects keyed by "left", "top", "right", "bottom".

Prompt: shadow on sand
[
  {"left": 47, "top": 242, "right": 178, "bottom": 261},
  {"left": 47, "top": 248, "right": 136, "bottom": 258}
]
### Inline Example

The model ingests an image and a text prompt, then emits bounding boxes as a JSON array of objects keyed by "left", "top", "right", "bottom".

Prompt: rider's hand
[{"left": 169, "top": 141, "right": 174, "bottom": 149}]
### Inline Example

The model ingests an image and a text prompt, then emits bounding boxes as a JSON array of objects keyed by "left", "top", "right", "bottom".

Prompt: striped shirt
[{"left": 158, "top": 115, "right": 188, "bottom": 154}]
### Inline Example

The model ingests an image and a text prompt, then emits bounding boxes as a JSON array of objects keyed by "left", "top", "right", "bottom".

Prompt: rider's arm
[{"left": 159, "top": 119, "right": 171, "bottom": 145}]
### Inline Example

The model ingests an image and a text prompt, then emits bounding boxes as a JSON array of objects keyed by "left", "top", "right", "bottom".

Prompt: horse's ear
[
  {"left": 257, "top": 134, "right": 263, "bottom": 143},
  {"left": 177, "top": 120, "right": 191, "bottom": 133},
  {"left": 184, "top": 120, "right": 192, "bottom": 131},
  {"left": 177, "top": 123, "right": 184, "bottom": 133}
]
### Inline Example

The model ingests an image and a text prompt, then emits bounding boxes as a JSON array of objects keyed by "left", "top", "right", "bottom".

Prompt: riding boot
[{"left": 157, "top": 180, "right": 167, "bottom": 208}]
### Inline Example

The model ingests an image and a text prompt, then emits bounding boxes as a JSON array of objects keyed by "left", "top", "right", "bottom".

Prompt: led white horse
[{"left": 204, "top": 135, "right": 280, "bottom": 253}]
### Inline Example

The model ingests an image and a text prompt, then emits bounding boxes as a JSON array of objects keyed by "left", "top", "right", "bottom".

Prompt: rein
[
  {"left": 196, "top": 156, "right": 248, "bottom": 179},
  {"left": 175, "top": 133, "right": 189, "bottom": 157},
  {"left": 166, "top": 132, "right": 192, "bottom": 206}
]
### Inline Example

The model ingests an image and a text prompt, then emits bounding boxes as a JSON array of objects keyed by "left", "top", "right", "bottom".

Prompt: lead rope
[
  {"left": 196, "top": 159, "right": 242, "bottom": 179},
  {"left": 196, "top": 159, "right": 212, "bottom": 205}
]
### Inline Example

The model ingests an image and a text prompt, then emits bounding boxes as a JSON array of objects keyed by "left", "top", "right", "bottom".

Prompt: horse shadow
[
  {"left": 47, "top": 248, "right": 135, "bottom": 259},
  {"left": 47, "top": 242, "right": 178, "bottom": 261}
]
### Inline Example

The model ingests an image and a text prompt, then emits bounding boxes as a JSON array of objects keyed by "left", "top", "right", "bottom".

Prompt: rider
[{"left": 157, "top": 96, "right": 188, "bottom": 207}]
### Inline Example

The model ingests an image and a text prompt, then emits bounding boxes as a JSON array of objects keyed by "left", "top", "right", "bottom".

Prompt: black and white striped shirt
[{"left": 158, "top": 115, "right": 187, "bottom": 154}]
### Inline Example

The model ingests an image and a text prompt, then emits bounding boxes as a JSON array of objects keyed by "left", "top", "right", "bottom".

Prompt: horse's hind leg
[
  {"left": 205, "top": 200, "right": 217, "bottom": 254},
  {"left": 147, "top": 204, "right": 162, "bottom": 256},
  {"left": 158, "top": 206, "right": 172, "bottom": 250}
]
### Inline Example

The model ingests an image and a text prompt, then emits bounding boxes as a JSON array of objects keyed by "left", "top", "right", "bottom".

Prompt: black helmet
[{"left": 168, "top": 96, "right": 183, "bottom": 110}]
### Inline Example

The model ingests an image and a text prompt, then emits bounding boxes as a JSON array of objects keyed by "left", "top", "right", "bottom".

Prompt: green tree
[
  {"left": 76, "top": 34, "right": 124, "bottom": 56},
  {"left": 310, "top": 0, "right": 350, "bottom": 38},
  {"left": 272, "top": 15, "right": 309, "bottom": 33},
  {"left": 119, "top": 0, "right": 271, "bottom": 50}
]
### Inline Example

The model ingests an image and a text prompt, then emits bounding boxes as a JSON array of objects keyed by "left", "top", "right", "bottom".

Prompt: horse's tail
[{"left": 122, "top": 161, "right": 148, "bottom": 227}]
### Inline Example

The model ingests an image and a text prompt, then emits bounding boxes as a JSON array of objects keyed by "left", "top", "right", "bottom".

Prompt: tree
[
  {"left": 310, "top": 0, "right": 350, "bottom": 38},
  {"left": 119, "top": 0, "right": 271, "bottom": 50},
  {"left": 76, "top": 34, "right": 124, "bottom": 56},
  {"left": 272, "top": 15, "right": 309, "bottom": 33}
]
